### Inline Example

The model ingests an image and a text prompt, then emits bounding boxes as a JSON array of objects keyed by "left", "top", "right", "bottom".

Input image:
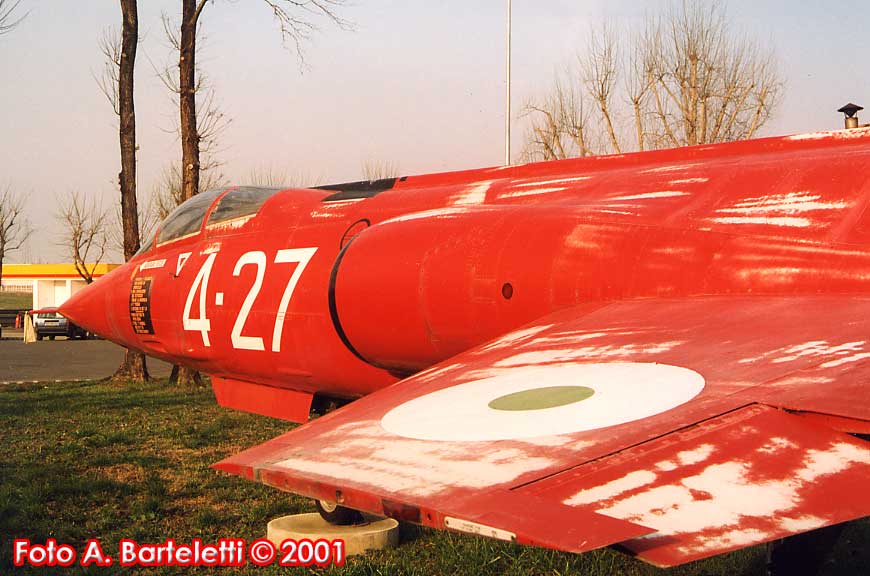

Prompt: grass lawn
[{"left": 0, "top": 379, "right": 866, "bottom": 575}]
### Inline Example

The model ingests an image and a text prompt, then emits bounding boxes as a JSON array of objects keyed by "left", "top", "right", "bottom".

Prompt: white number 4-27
[{"left": 182, "top": 247, "right": 318, "bottom": 351}]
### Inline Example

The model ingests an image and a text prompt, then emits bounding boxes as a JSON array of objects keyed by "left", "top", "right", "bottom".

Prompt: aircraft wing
[{"left": 215, "top": 295, "right": 870, "bottom": 566}]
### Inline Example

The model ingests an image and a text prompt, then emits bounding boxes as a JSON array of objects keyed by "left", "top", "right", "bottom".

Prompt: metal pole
[{"left": 505, "top": 0, "right": 511, "bottom": 166}]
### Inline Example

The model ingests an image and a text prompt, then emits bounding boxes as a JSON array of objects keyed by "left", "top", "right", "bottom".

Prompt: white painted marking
[
  {"left": 708, "top": 216, "right": 812, "bottom": 227},
  {"left": 567, "top": 439, "right": 870, "bottom": 556},
  {"left": 176, "top": 252, "right": 191, "bottom": 275},
  {"left": 381, "top": 362, "right": 705, "bottom": 441},
  {"left": 450, "top": 181, "right": 492, "bottom": 206},
  {"left": 444, "top": 517, "right": 515, "bottom": 541},
  {"left": 384, "top": 207, "right": 499, "bottom": 224},
  {"left": 611, "top": 191, "right": 689, "bottom": 201},
  {"left": 215, "top": 292, "right": 224, "bottom": 306},
  {"left": 786, "top": 128, "right": 870, "bottom": 141},
  {"left": 499, "top": 186, "right": 568, "bottom": 199},
  {"left": 566, "top": 470, "right": 657, "bottom": 506},
  {"left": 201, "top": 242, "right": 222, "bottom": 255},
  {"left": 139, "top": 259, "right": 166, "bottom": 271},
  {"left": 274, "top": 420, "right": 556, "bottom": 498},
  {"left": 820, "top": 352, "right": 870, "bottom": 368}
]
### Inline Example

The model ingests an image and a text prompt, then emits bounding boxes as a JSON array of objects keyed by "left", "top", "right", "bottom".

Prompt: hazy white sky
[{"left": 2, "top": 1, "right": 869, "bottom": 262}]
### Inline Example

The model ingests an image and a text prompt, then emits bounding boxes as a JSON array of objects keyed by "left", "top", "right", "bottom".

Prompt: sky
[{"left": 2, "top": 0, "right": 870, "bottom": 262}]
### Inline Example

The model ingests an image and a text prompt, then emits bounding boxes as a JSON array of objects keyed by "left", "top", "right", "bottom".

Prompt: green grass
[
  {"left": 0, "top": 379, "right": 866, "bottom": 575},
  {"left": 0, "top": 292, "right": 31, "bottom": 310}
]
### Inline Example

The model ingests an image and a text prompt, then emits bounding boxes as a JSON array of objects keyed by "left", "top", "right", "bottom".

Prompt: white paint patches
[
  {"left": 718, "top": 192, "right": 848, "bottom": 215},
  {"left": 138, "top": 259, "right": 166, "bottom": 271},
  {"left": 383, "top": 207, "right": 485, "bottom": 224},
  {"left": 670, "top": 177, "right": 709, "bottom": 184},
  {"left": 408, "top": 363, "right": 462, "bottom": 385},
  {"left": 499, "top": 186, "right": 568, "bottom": 199},
  {"left": 493, "top": 340, "right": 684, "bottom": 367},
  {"left": 200, "top": 242, "right": 222, "bottom": 255},
  {"left": 597, "top": 209, "right": 634, "bottom": 215},
  {"left": 450, "top": 181, "right": 492, "bottom": 206},
  {"left": 738, "top": 340, "right": 867, "bottom": 365},
  {"left": 677, "top": 444, "right": 715, "bottom": 466},
  {"left": 709, "top": 191, "right": 849, "bottom": 229},
  {"left": 820, "top": 352, "right": 870, "bottom": 368},
  {"left": 709, "top": 216, "right": 812, "bottom": 227},
  {"left": 640, "top": 163, "right": 702, "bottom": 174},
  {"left": 381, "top": 363, "right": 705, "bottom": 441},
  {"left": 785, "top": 128, "right": 870, "bottom": 141},
  {"left": 795, "top": 442, "right": 870, "bottom": 482},
  {"left": 655, "top": 444, "right": 715, "bottom": 471},
  {"left": 757, "top": 437, "right": 798, "bottom": 454},
  {"left": 568, "top": 437, "right": 870, "bottom": 556},
  {"left": 565, "top": 470, "right": 657, "bottom": 506},
  {"left": 273, "top": 420, "right": 556, "bottom": 498},
  {"left": 778, "top": 515, "right": 828, "bottom": 532},
  {"left": 477, "top": 324, "right": 555, "bottom": 353},
  {"left": 610, "top": 191, "right": 689, "bottom": 201},
  {"left": 511, "top": 175, "right": 591, "bottom": 187}
]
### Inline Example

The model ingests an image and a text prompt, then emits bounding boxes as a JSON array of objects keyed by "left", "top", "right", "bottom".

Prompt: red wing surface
[{"left": 214, "top": 295, "right": 869, "bottom": 564}]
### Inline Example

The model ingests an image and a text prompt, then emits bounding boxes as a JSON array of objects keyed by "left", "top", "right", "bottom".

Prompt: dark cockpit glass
[
  {"left": 156, "top": 188, "right": 226, "bottom": 245},
  {"left": 206, "top": 186, "right": 282, "bottom": 227}
]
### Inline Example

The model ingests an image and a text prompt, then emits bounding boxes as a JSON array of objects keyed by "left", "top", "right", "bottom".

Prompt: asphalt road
[{"left": 0, "top": 329, "right": 172, "bottom": 383}]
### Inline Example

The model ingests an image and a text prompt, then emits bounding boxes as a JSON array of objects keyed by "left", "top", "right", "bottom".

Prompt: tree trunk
[
  {"left": 180, "top": 0, "right": 200, "bottom": 204},
  {"left": 114, "top": 348, "right": 151, "bottom": 382},
  {"left": 112, "top": 0, "right": 149, "bottom": 382},
  {"left": 169, "top": 365, "right": 203, "bottom": 387},
  {"left": 173, "top": 0, "right": 203, "bottom": 386}
]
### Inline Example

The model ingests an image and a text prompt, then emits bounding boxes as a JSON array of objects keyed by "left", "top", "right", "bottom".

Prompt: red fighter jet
[{"left": 61, "top": 127, "right": 870, "bottom": 571}]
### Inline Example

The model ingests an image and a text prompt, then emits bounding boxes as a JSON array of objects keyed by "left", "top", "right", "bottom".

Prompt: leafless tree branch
[{"left": 56, "top": 192, "right": 109, "bottom": 285}]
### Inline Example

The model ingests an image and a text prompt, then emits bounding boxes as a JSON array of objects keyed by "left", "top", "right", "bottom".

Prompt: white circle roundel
[{"left": 380, "top": 362, "right": 705, "bottom": 441}]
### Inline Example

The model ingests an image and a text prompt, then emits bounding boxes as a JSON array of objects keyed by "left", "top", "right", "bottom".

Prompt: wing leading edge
[{"left": 216, "top": 295, "right": 870, "bottom": 566}]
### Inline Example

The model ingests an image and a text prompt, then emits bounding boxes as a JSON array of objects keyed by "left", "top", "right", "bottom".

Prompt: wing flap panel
[{"left": 518, "top": 404, "right": 870, "bottom": 566}]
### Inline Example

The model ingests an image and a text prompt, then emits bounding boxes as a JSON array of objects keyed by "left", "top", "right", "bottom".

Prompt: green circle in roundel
[{"left": 487, "top": 386, "right": 595, "bottom": 411}]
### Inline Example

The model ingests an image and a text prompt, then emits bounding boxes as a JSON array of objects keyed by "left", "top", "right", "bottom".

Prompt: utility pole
[{"left": 505, "top": 0, "right": 511, "bottom": 165}]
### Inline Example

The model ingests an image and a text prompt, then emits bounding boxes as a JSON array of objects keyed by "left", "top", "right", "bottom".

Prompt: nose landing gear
[{"left": 315, "top": 499, "right": 364, "bottom": 525}]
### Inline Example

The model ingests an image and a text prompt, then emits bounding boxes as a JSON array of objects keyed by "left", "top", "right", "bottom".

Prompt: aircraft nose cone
[{"left": 58, "top": 278, "right": 116, "bottom": 341}]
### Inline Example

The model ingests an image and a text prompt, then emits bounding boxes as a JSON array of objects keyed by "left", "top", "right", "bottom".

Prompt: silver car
[{"left": 32, "top": 307, "right": 87, "bottom": 340}]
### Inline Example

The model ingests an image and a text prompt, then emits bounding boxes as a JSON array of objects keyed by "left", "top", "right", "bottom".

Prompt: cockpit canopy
[{"left": 135, "top": 186, "right": 284, "bottom": 256}]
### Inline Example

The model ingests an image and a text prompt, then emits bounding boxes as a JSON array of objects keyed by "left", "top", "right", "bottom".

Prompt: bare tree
[
  {"left": 361, "top": 159, "right": 400, "bottom": 182},
  {"left": 521, "top": 1, "right": 783, "bottom": 161},
  {"left": 165, "top": 0, "right": 351, "bottom": 386},
  {"left": 0, "top": 185, "right": 32, "bottom": 287},
  {"left": 0, "top": 0, "right": 25, "bottom": 36},
  {"left": 95, "top": 0, "right": 151, "bottom": 381},
  {"left": 56, "top": 193, "right": 109, "bottom": 285}
]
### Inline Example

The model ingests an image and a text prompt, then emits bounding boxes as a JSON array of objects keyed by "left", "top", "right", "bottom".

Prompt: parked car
[{"left": 31, "top": 307, "right": 87, "bottom": 340}]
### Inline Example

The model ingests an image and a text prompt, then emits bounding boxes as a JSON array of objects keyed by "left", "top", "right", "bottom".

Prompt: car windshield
[
  {"left": 37, "top": 312, "right": 60, "bottom": 319},
  {"left": 206, "top": 187, "right": 282, "bottom": 228},
  {"left": 157, "top": 188, "right": 226, "bottom": 245}
]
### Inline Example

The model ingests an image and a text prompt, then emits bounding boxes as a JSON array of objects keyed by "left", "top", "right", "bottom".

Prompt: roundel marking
[
  {"left": 380, "top": 362, "right": 705, "bottom": 441},
  {"left": 488, "top": 385, "right": 594, "bottom": 411}
]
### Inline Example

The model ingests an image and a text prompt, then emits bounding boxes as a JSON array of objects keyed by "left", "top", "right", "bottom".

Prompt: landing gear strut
[{"left": 315, "top": 499, "right": 363, "bottom": 525}]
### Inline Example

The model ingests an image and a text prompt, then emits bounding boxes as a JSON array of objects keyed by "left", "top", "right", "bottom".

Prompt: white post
[{"left": 505, "top": 0, "right": 511, "bottom": 166}]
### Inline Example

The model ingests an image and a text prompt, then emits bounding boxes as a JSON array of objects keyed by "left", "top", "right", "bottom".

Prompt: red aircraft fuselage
[{"left": 60, "top": 128, "right": 870, "bottom": 422}]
